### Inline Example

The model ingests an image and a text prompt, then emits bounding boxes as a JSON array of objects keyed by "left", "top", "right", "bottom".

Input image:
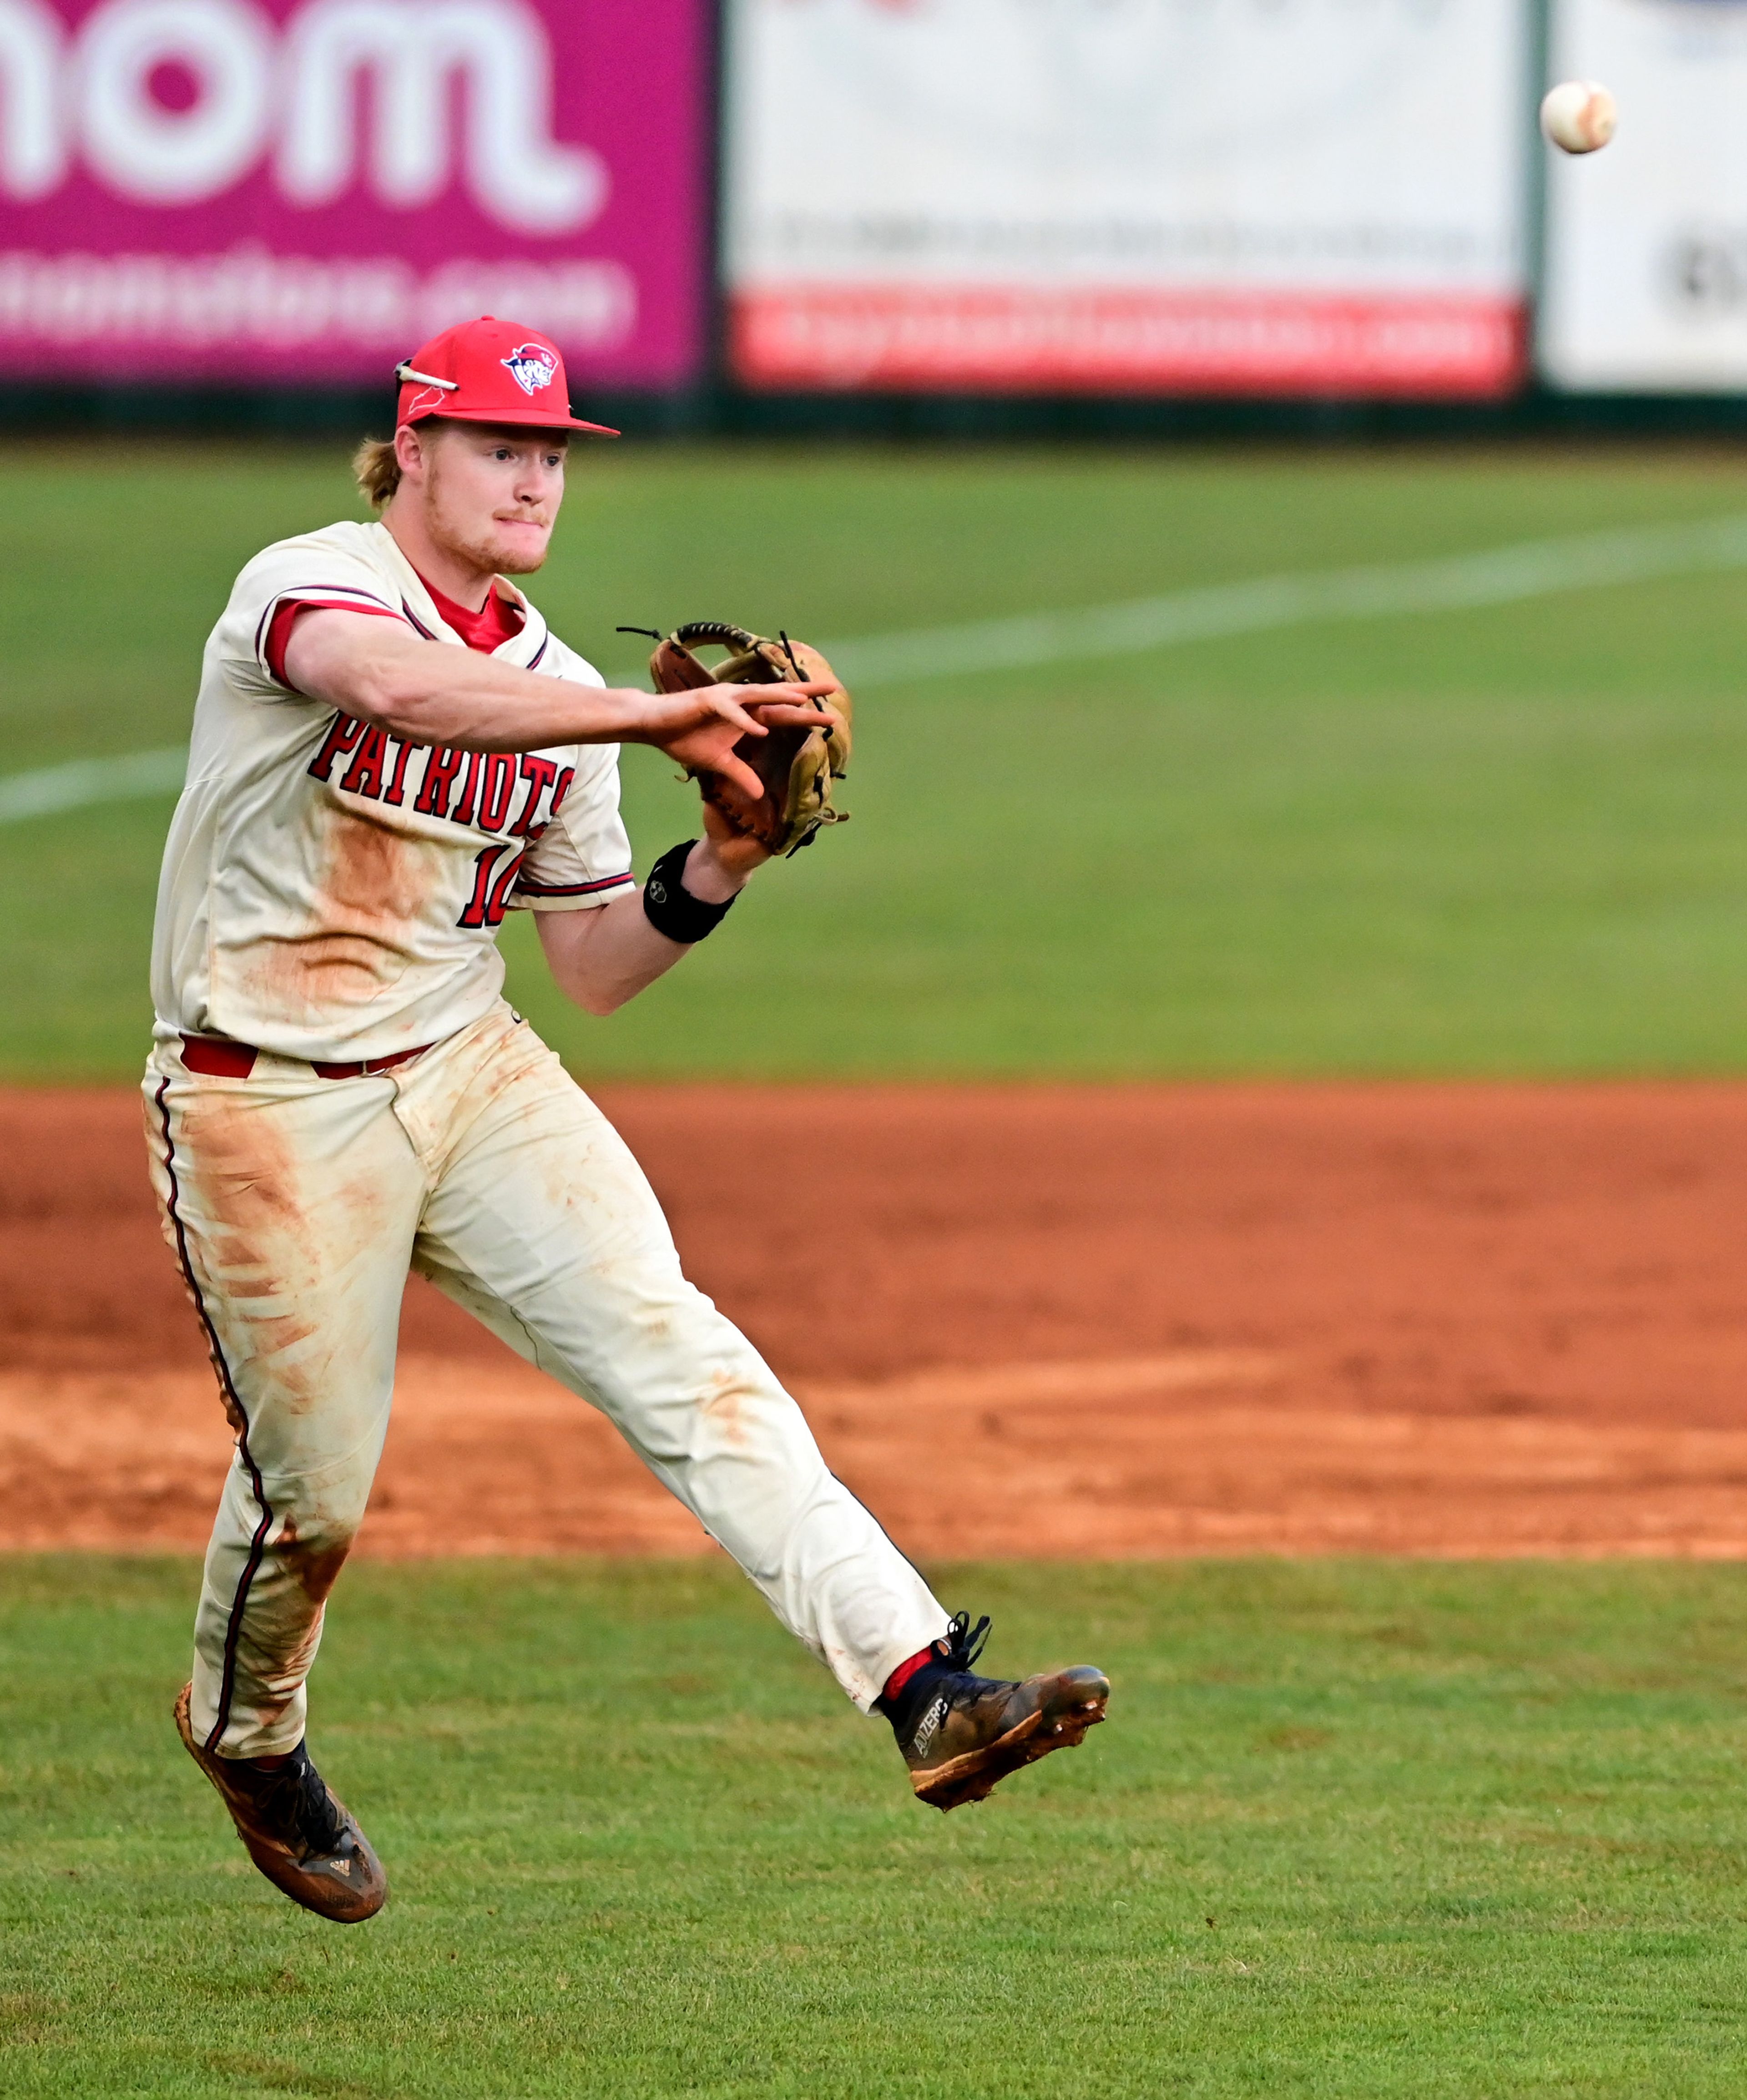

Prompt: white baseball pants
[{"left": 143, "top": 1002, "right": 948, "bottom": 1760}]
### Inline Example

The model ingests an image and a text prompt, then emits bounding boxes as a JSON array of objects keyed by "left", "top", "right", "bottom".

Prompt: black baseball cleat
[
  {"left": 174, "top": 1684, "right": 386, "bottom": 1923},
  {"left": 879, "top": 1612, "right": 1110, "bottom": 1811}
]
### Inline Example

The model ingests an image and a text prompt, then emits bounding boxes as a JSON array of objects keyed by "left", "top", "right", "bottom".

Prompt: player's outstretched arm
[
  {"left": 282, "top": 607, "right": 833, "bottom": 803},
  {"left": 535, "top": 807, "right": 766, "bottom": 1017}
]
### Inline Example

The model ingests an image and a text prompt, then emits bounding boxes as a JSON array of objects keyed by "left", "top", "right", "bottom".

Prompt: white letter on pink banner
[
  {"left": 277, "top": 0, "right": 607, "bottom": 233},
  {"left": 76, "top": 0, "right": 274, "bottom": 204},
  {"left": 0, "top": 0, "right": 67, "bottom": 198}
]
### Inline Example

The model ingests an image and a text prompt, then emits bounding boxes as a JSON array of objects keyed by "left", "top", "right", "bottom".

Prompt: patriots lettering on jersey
[
  {"left": 308, "top": 712, "right": 576, "bottom": 852},
  {"left": 508, "top": 755, "right": 560, "bottom": 835},
  {"left": 477, "top": 752, "right": 517, "bottom": 832},
  {"left": 306, "top": 713, "right": 582, "bottom": 930},
  {"left": 413, "top": 745, "right": 467, "bottom": 817}
]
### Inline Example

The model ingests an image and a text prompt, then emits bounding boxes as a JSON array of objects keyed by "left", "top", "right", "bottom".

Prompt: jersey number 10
[{"left": 459, "top": 842, "right": 528, "bottom": 929}]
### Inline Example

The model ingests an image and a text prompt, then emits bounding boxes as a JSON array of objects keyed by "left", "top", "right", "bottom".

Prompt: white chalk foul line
[
  {"left": 0, "top": 745, "right": 187, "bottom": 825},
  {"left": 10, "top": 510, "right": 1747, "bottom": 827},
  {"left": 825, "top": 509, "right": 1747, "bottom": 687}
]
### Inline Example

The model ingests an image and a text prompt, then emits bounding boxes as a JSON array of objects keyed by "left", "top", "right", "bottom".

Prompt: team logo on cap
[{"left": 501, "top": 343, "right": 558, "bottom": 396}]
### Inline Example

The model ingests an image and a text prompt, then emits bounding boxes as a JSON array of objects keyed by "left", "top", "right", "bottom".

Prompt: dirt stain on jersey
[{"left": 248, "top": 803, "right": 447, "bottom": 1027}]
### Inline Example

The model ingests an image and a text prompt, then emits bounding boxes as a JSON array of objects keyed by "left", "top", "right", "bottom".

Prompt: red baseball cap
[{"left": 394, "top": 317, "right": 618, "bottom": 436}]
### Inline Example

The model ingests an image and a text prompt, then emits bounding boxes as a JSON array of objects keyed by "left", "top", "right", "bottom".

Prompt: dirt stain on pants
[{"left": 144, "top": 1002, "right": 948, "bottom": 1759}]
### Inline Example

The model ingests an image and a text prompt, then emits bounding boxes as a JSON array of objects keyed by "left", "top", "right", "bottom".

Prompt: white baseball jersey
[{"left": 150, "top": 519, "right": 636, "bottom": 1065}]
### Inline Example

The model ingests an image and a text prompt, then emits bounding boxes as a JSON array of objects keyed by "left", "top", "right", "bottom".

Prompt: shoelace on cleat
[
  {"left": 260, "top": 1748, "right": 347, "bottom": 1857},
  {"left": 910, "top": 1614, "right": 1002, "bottom": 1747},
  {"left": 888, "top": 1611, "right": 1004, "bottom": 1758},
  {"left": 939, "top": 1610, "right": 992, "bottom": 1674}
]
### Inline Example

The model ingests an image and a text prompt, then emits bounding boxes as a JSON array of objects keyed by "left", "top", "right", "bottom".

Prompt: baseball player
[{"left": 147, "top": 316, "right": 1109, "bottom": 1925}]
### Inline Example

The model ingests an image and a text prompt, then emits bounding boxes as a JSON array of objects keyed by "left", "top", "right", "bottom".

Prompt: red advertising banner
[
  {"left": 734, "top": 289, "right": 1527, "bottom": 399},
  {"left": 0, "top": 0, "right": 707, "bottom": 386}
]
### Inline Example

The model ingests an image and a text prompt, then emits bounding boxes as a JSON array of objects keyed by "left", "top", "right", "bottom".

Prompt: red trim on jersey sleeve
[
  {"left": 512, "top": 871, "right": 636, "bottom": 899},
  {"left": 251, "top": 581, "right": 398, "bottom": 665},
  {"left": 263, "top": 596, "right": 404, "bottom": 688}
]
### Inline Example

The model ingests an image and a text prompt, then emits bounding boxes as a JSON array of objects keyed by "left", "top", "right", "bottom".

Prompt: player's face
[{"left": 422, "top": 424, "right": 569, "bottom": 577}]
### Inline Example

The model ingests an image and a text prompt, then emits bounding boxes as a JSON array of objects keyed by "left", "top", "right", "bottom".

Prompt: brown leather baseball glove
[{"left": 635, "top": 621, "right": 851, "bottom": 856}]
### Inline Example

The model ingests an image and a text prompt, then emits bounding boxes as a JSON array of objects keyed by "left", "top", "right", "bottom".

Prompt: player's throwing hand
[{"left": 639, "top": 679, "right": 841, "bottom": 807}]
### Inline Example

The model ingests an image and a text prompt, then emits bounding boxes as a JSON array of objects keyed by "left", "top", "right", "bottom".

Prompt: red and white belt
[{"left": 179, "top": 1034, "right": 432, "bottom": 1082}]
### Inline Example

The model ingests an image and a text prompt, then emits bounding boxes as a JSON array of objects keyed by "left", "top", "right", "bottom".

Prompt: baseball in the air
[{"left": 1540, "top": 80, "right": 1617, "bottom": 155}]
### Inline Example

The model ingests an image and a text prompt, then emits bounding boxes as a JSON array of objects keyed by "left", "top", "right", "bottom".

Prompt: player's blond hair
[{"left": 353, "top": 435, "right": 401, "bottom": 507}]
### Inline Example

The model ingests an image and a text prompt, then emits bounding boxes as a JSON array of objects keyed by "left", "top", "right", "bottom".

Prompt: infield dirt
[{"left": 5, "top": 1081, "right": 1747, "bottom": 1559}]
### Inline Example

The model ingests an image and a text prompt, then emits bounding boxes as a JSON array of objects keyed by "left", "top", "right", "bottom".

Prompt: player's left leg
[{"left": 390, "top": 1007, "right": 1109, "bottom": 1807}]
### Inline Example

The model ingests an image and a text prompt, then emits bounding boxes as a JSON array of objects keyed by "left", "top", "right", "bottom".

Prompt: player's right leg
[{"left": 143, "top": 1045, "right": 425, "bottom": 1919}]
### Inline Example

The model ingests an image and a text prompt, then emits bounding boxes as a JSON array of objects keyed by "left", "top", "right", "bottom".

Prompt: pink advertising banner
[{"left": 0, "top": 0, "right": 708, "bottom": 386}]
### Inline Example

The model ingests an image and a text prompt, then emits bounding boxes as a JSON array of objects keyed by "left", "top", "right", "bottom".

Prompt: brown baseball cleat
[
  {"left": 174, "top": 1684, "right": 387, "bottom": 1923},
  {"left": 881, "top": 1613, "right": 1109, "bottom": 1812}
]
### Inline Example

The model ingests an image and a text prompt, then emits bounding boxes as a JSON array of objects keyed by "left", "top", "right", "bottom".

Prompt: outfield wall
[{"left": 3, "top": 0, "right": 1747, "bottom": 425}]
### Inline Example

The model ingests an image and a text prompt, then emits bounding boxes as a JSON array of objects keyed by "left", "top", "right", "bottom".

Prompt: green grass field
[
  {"left": 8, "top": 440, "right": 1747, "bottom": 1079},
  {"left": 5, "top": 1556, "right": 1747, "bottom": 2099}
]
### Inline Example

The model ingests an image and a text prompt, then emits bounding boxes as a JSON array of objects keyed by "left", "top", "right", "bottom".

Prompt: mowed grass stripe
[
  {"left": 14, "top": 505, "right": 1747, "bottom": 829},
  {"left": 825, "top": 506, "right": 1747, "bottom": 686}
]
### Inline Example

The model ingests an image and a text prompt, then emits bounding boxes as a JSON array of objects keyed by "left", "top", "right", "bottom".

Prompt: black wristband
[{"left": 642, "top": 841, "right": 737, "bottom": 944}]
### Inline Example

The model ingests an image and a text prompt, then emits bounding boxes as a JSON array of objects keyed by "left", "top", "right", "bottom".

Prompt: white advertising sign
[
  {"left": 724, "top": 0, "right": 1530, "bottom": 397},
  {"left": 1541, "top": 0, "right": 1747, "bottom": 391}
]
